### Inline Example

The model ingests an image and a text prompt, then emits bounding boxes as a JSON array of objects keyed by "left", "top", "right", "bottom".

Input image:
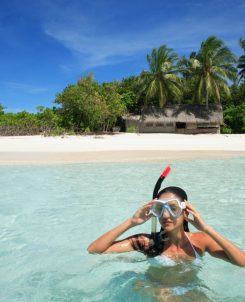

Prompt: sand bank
[{"left": 0, "top": 133, "right": 244, "bottom": 164}]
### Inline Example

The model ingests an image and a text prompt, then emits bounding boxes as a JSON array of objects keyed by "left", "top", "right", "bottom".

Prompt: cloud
[
  {"left": 0, "top": 81, "right": 49, "bottom": 94},
  {"left": 40, "top": 1, "right": 245, "bottom": 69},
  {"left": 44, "top": 17, "right": 155, "bottom": 68}
]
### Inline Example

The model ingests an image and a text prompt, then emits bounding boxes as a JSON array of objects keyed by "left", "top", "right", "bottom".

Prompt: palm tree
[
  {"left": 189, "top": 36, "right": 237, "bottom": 108},
  {"left": 140, "top": 45, "right": 182, "bottom": 108},
  {"left": 238, "top": 38, "right": 245, "bottom": 83}
]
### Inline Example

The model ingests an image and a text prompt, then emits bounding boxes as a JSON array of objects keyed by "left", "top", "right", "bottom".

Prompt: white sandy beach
[{"left": 0, "top": 133, "right": 244, "bottom": 164}]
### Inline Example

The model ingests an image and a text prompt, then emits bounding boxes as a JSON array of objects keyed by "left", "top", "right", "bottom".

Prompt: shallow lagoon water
[{"left": 0, "top": 158, "right": 245, "bottom": 302}]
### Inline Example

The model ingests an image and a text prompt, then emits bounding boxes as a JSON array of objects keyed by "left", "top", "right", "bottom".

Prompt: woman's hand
[
  {"left": 184, "top": 202, "right": 209, "bottom": 232},
  {"left": 130, "top": 200, "right": 155, "bottom": 226}
]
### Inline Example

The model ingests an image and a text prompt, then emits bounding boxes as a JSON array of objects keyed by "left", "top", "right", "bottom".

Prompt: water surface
[{"left": 0, "top": 158, "right": 245, "bottom": 301}]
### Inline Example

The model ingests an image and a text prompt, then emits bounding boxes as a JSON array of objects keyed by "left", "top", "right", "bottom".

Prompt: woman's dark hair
[{"left": 130, "top": 186, "right": 189, "bottom": 257}]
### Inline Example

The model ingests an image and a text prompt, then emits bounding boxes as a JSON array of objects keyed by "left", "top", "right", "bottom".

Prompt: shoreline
[
  {"left": 0, "top": 134, "right": 245, "bottom": 165},
  {"left": 0, "top": 150, "right": 244, "bottom": 165}
]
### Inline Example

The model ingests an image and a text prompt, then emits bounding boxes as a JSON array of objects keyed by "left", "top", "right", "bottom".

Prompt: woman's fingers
[
  {"left": 185, "top": 202, "right": 194, "bottom": 209},
  {"left": 137, "top": 202, "right": 154, "bottom": 218},
  {"left": 142, "top": 200, "right": 155, "bottom": 210},
  {"left": 185, "top": 208, "right": 196, "bottom": 222},
  {"left": 143, "top": 205, "right": 153, "bottom": 212},
  {"left": 185, "top": 203, "right": 198, "bottom": 214},
  {"left": 143, "top": 200, "right": 154, "bottom": 207},
  {"left": 185, "top": 216, "right": 194, "bottom": 223},
  {"left": 184, "top": 209, "right": 196, "bottom": 222},
  {"left": 145, "top": 212, "right": 153, "bottom": 218},
  {"left": 185, "top": 208, "right": 195, "bottom": 216}
]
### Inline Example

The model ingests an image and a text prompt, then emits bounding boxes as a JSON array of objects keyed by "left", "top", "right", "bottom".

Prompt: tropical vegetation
[
  {"left": 139, "top": 45, "right": 182, "bottom": 107},
  {"left": 238, "top": 38, "right": 245, "bottom": 83},
  {"left": 0, "top": 35, "right": 244, "bottom": 135},
  {"left": 181, "top": 36, "right": 237, "bottom": 107}
]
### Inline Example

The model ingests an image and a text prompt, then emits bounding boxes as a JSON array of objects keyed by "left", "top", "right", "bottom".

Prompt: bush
[
  {"left": 221, "top": 126, "right": 232, "bottom": 134},
  {"left": 126, "top": 125, "right": 137, "bottom": 133},
  {"left": 223, "top": 104, "right": 245, "bottom": 133},
  {"left": 55, "top": 75, "right": 126, "bottom": 133},
  {"left": 0, "top": 111, "right": 40, "bottom": 135},
  {"left": 66, "top": 130, "right": 76, "bottom": 135},
  {"left": 49, "top": 127, "right": 66, "bottom": 136}
]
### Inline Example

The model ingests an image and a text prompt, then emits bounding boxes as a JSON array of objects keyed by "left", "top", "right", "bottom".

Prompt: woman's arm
[
  {"left": 87, "top": 201, "right": 154, "bottom": 254},
  {"left": 203, "top": 226, "right": 245, "bottom": 266},
  {"left": 185, "top": 202, "right": 245, "bottom": 267},
  {"left": 87, "top": 218, "right": 135, "bottom": 253}
]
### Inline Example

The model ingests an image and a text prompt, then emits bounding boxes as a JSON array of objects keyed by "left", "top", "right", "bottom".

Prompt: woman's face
[{"left": 157, "top": 191, "right": 184, "bottom": 232}]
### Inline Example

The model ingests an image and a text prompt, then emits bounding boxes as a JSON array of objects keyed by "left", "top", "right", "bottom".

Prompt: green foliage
[
  {"left": 222, "top": 83, "right": 245, "bottom": 106},
  {"left": 222, "top": 83, "right": 245, "bottom": 134},
  {"left": 126, "top": 125, "right": 137, "bottom": 133},
  {"left": 100, "top": 82, "right": 126, "bottom": 131},
  {"left": 55, "top": 75, "right": 105, "bottom": 132},
  {"left": 0, "top": 106, "right": 62, "bottom": 136},
  {"left": 66, "top": 130, "right": 76, "bottom": 135},
  {"left": 184, "top": 36, "right": 237, "bottom": 107},
  {"left": 238, "top": 38, "right": 245, "bottom": 83},
  {"left": 240, "top": 38, "right": 245, "bottom": 51},
  {"left": 36, "top": 106, "right": 62, "bottom": 135},
  {"left": 49, "top": 127, "right": 66, "bottom": 136},
  {"left": 1, "top": 36, "right": 245, "bottom": 135},
  {"left": 115, "top": 76, "right": 143, "bottom": 114},
  {"left": 55, "top": 74, "right": 126, "bottom": 133},
  {"left": 0, "top": 103, "right": 5, "bottom": 115},
  {"left": 223, "top": 104, "right": 245, "bottom": 133},
  {"left": 140, "top": 45, "right": 182, "bottom": 107},
  {"left": 84, "top": 127, "right": 91, "bottom": 134},
  {"left": 0, "top": 111, "right": 40, "bottom": 135},
  {"left": 221, "top": 127, "right": 232, "bottom": 134}
]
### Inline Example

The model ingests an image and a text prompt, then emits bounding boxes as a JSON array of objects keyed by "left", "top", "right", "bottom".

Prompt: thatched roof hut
[{"left": 124, "top": 104, "right": 223, "bottom": 134}]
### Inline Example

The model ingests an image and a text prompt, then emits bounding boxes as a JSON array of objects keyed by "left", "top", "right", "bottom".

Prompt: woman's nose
[{"left": 162, "top": 207, "right": 170, "bottom": 218}]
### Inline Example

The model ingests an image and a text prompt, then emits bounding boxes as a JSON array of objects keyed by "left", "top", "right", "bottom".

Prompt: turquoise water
[{"left": 0, "top": 158, "right": 245, "bottom": 302}]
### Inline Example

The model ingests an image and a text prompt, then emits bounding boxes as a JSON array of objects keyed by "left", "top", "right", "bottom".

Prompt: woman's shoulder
[
  {"left": 188, "top": 231, "right": 210, "bottom": 253},
  {"left": 189, "top": 231, "right": 211, "bottom": 241}
]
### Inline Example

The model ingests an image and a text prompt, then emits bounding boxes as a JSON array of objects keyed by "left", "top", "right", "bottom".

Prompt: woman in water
[{"left": 88, "top": 186, "right": 245, "bottom": 266}]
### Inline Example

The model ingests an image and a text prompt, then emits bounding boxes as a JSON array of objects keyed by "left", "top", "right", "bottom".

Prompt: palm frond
[
  {"left": 159, "top": 82, "right": 166, "bottom": 107},
  {"left": 239, "top": 38, "right": 245, "bottom": 51},
  {"left": 210, "top": 77, "right": 221, "bottom": 103},
  {"left": 197, "top": 76, "right": 204, "bottom": 102},
  {"left": 145, "top": 79, "right": 157, "bottom": 100}
]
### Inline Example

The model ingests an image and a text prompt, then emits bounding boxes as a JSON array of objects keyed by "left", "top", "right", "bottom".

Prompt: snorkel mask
[{"left": 150, "top": 198, "right": 186, "bottom": 219}]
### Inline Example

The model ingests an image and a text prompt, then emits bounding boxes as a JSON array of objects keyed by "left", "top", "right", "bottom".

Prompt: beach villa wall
[{"left": 124, "top": 104, "right": 223, "bottom": 134}]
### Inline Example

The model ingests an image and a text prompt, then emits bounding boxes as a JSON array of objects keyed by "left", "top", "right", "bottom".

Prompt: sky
[{"left": 0, "top": 0, "right": 244, "bottom": 112}]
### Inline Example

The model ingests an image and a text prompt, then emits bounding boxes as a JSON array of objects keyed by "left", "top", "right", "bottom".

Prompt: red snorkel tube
[{"left": 151, "top": 166, "right": 171, "bottom": 238}]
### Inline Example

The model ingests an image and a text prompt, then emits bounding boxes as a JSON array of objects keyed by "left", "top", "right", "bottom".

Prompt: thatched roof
[{"left": 140, "top": 104, "right": 223, "bottom": 124}]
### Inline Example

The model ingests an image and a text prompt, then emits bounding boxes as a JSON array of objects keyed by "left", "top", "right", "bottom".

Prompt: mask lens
[
  {"left": 151, "top": 202, "right": 164, "bottom": 217},
  {"left": 167, "top": 200, "right": 181, "bottom": 215}
]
